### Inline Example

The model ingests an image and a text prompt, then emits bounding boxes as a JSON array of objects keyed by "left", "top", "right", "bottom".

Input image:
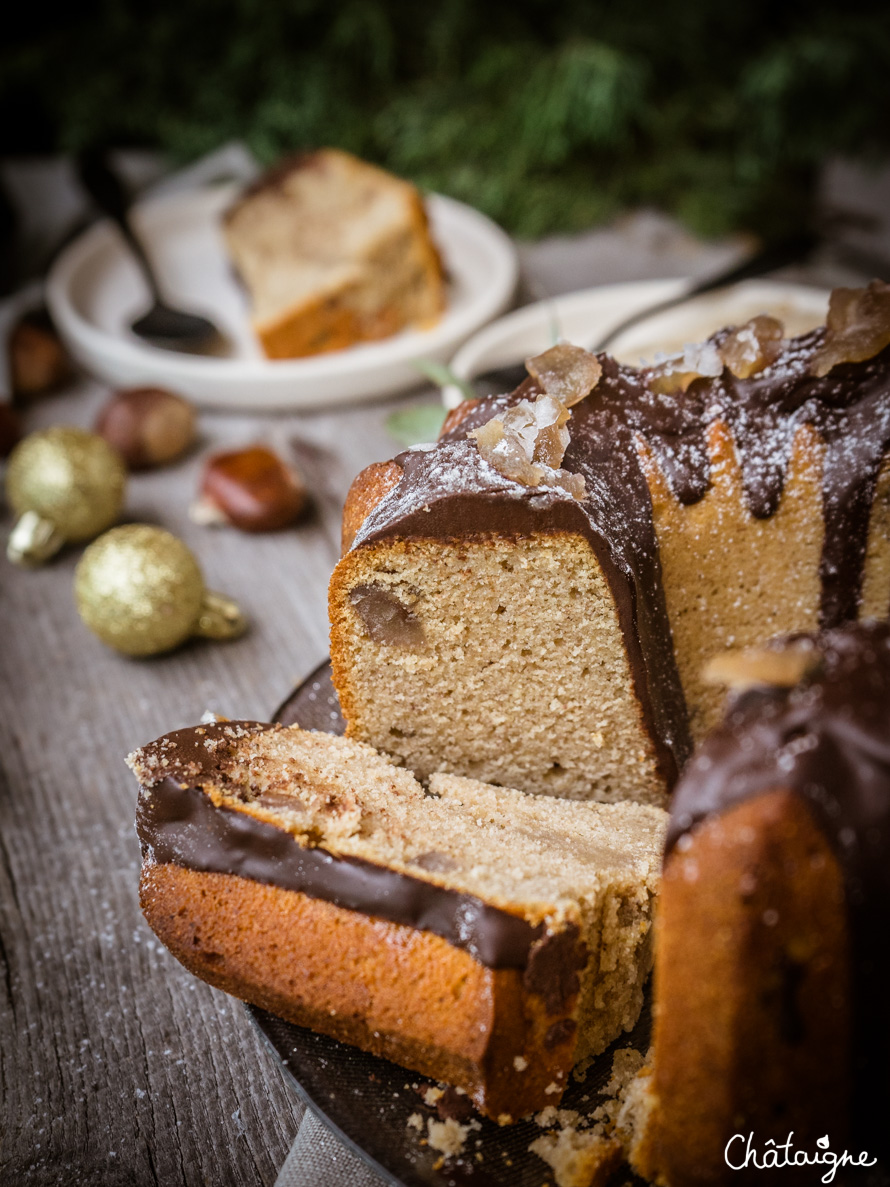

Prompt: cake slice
[
  {"left": 223, "top": 149, "right": 445, "bottom": 358},
  {"left": 129, "top": 721, "right": 665, "bottom": 1122},
  {"left": 620, "top": 622, "right": 890, "bottom": 1182},
  {"left": 330, "top": 289, "right": 890, "bottom": 804}
]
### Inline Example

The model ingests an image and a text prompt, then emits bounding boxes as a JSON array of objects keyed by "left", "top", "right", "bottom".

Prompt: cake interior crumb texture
[
  {"left": 331, "top": 534, "right": 667, "bottom": 805},
  {"left": 528, "top": 1047, "right": 652, "bottom": 1186},
  {"left": 529, "top": 1127, "right": 623, "bottom": 1187},
  {"left": 131, "top": 724, "right": 665, "bottom": 1065},
  {"left": 643, "top": 422, "right": 824, "bottom": 738}
]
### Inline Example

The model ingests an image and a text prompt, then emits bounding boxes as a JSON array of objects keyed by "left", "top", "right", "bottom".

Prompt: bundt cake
[
  {"left": 129, "top": 721, "right": 665, "bottom": 1122},
  {"left": 616, "top": 621, "right": 890, "bottom": 1183},
  {"left": 222, "top": 149, "right": 445, "bottom": 359},
  {"left": 329, "top": 281, "right": 890, "bottom": 804}
]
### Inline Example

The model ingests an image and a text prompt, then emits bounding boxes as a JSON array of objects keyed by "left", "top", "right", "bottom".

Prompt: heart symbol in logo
[{"left": 817, "top": 1136, "right": 830, "bottom": 1149}]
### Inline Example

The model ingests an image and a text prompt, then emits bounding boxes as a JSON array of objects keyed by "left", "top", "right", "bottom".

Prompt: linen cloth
[{"left": 274, "top": 1108, "right": 388, "bottom": 1187}]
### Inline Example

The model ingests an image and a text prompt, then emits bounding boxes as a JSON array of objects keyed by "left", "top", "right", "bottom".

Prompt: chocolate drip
[
  {"left": 667, "top": 621, "right": 890, "bottom": 1153},
  {"left": 705, "top": 333, "right": 890, "bottom": 625},
  {"left": 353, "top": 334, "right": 890, "bottom": 774},
  {"left": 134, "top": 724, "right": 545, "bottom": 971}
]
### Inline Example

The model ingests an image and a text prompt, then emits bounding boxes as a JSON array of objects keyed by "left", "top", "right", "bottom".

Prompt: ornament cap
[
  {"left": 194, "top": 590, "right": 247, "bottom": 641},
  {"left": 7, "top": 510, "right": 64, "bottom": 567}
]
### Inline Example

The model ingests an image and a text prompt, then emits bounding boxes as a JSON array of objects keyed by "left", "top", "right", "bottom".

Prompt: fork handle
[{"left": 77, "top": 150, "right": 163, "bottom": 304}]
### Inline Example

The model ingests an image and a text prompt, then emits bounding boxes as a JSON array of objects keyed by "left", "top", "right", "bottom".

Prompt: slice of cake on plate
[{"left": 223, "top": 149, "right": 445, "bottom": 358}]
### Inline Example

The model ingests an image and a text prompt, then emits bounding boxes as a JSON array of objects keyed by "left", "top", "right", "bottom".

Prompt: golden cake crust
[
  {"left": 639, "top": 418, "right": 826, "bottom": 739},
  {"left": 341, "top": 460, "right": 404, "bottom": 555},
  {"left": 140, "top": 857, "right": 583, "bottom": 1121},
  {"left": 638, "top": 789, "right": 850, "bottom": 1185}
]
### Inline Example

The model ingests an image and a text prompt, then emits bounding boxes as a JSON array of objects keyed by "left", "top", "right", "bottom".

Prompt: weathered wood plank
[{"left": 0, "top": 371, "right": 436, "bottom": 1184}]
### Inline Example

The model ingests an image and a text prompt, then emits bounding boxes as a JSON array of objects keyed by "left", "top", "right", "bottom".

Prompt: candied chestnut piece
[
  {"left": 192, "top": 445, "right": 306, "bottom": 532},
  {"left": 704, "top": 641, "right": 820, "bottom": 692},
  {"left": 525, "top": 343, "right": 602, "bottom": 407},
  {"left": 469, "top": 390, "right": 585, "bottom": 500},
  {"left": 647, "top": 341, "right": 723, "bottom": 395},
  {"left": 810, "top": 280, "right": 890, "bottom": 378},
  {"left": 349, "top": 584, "right": 425, "bottom": 647},
  {"left": 719, "top": 315, "right": 784, "bottom": 379}
]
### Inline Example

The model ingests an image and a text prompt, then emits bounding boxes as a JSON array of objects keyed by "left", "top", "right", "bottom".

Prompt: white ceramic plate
[
  {"left": 443, "top": 278, "right": 830, "bottom": 407},
  {"left": 46, "top": 184, "right": 518, "bottom": 411}
]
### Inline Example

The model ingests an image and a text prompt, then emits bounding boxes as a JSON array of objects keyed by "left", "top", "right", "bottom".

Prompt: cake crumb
[
  {"left": 406, "top": 1113, "right": 424, "bottom": 1132},
  {"left": 545, "top": 1081, "right": 561, "bottom": 1094},
  {"left": 422, "top": 1086, "right": 444, "bottom": 1107},
  {"left": 514, "top": 1055, "right": 528, "bottom": 1072},
  {"left": 604, "top": 1048, "right": 646, "bottom": 1097},
  {"left": 529, "top": 1046, "right": 656, "bottom": 1185},
  {"left": 535, "top": 1106, "right": 580, "bottom": 1130},
  {"left": 427, "top": 1117, "right": 469, "bottom": 1157},
  {"left": 572, "top": 1056, "right": 594, "bottom": 1084},
  {"left": 529, "top": 1129, "right": 623, "bottom": 1187}
]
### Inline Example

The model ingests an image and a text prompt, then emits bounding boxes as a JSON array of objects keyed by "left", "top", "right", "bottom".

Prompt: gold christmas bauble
[
  {"left": 6, "top": 426, "right": 127, "bottom": 565},
  {"left": 74, "top": 524, "right": 246, "bottom": 657}
]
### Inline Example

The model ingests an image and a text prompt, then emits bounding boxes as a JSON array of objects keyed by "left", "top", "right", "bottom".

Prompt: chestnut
[
  {"left": 0, "top": 401, "right": 23, "bottom": 458},
  {"left": 191, "top": 445, "right": 306, "bottom": 532},
  {"left": 95, "top": 387, "right": 196, "bottom": 470},
  {"left": 8, "top": 308, "right": 73, "bottom": 402}
]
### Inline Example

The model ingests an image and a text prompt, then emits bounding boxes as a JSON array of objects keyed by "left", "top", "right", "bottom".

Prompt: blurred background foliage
[{"left": 3, "top": 0, "right": 889, "bottom": 240}]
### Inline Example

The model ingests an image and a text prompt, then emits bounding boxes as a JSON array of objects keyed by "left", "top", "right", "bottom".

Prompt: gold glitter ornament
[
  {"left": 6, "top": 426, "right": 127, "bottom": 566},
  {"left": 74, "top": 524, "right": 246, "bottom": 657}
]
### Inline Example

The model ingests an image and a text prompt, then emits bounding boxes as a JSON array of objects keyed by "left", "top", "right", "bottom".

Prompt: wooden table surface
[
  {"left": 0, "top": 360, "right": 417, "bottom": 1185},
  {"left": 2, "top": 192, "right": 876, "bottom": 1184}
]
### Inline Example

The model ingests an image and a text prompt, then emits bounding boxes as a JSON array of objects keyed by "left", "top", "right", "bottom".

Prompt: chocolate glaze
[
  {"left": 134, "top": 723, "right": 549, "bottom": 971},
  {"left": 667, "top": 621, "right": 890, "bottom": 1152},
  {"left": 522, "top": 925, "right": 587, "bottom": 1015},
  {"left": 352, "top": 334, "right": 890, "bottom": 782},
  {"left": 130, "top": 720, "right": 272, "bottom": 785},
  {"left": 544, "top": 1018, "right": 578, "bottom": 1050}
]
